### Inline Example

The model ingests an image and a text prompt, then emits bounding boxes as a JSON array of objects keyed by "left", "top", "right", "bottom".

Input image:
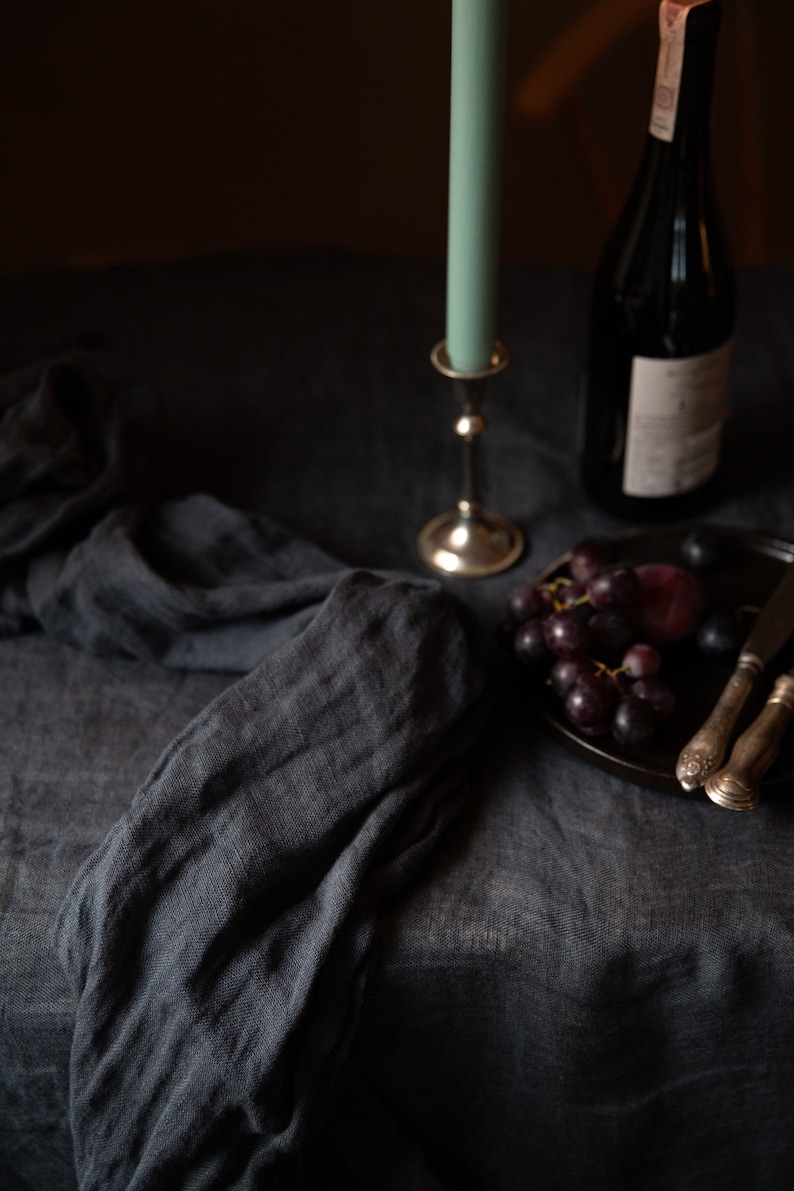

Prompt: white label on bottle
[
  {"left": 649, "top": 0, "right": 712, "bottom": 142},
  {"left": 622, "top": 340, "right": 732, "bottom": 498}
]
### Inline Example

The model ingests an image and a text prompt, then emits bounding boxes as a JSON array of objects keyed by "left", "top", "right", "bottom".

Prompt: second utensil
[{"left": 676, "top": 562, "right": 794, "bottom": 792}]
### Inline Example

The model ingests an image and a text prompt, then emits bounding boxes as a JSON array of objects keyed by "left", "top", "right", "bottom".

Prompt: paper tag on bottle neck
[{"left": 649, "top": 0, "right": 711, "bottom": 142}]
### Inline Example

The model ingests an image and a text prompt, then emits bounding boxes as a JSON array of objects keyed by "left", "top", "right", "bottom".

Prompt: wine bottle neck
[{"left": 648, "top": 0, "right": 720, "bottom": 145}]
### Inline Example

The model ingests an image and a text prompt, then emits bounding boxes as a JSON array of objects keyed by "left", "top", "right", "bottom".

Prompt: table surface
[{"left": 3, "top": 253, "right": 794, "bottom": 1190}]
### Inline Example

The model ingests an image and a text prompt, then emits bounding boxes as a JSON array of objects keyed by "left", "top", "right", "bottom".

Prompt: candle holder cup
[{"left": 417, "top": 340, "right": 525, "bottom": 578}]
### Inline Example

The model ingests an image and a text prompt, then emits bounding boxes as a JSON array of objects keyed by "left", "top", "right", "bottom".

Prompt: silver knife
[
  {"left": 676, "top": 561, "right": 794, "bottom": 791},
  {"left": 704, "top": 666, "right": 794, "bottom": 810}
]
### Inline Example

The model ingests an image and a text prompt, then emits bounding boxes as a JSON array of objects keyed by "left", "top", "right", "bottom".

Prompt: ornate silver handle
[
  {"left": 704, "top": 672, "right": 794, "bottom": 811},
  {"left": 675, "top": 655, "right": 763, "bottom": 791}
]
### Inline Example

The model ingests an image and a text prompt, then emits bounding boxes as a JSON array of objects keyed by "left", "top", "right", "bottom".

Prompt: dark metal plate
[{"left": 530, "top": 524, "right": 794, "bottom": 798}]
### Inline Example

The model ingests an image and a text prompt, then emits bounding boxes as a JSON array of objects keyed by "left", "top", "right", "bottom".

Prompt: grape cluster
[{"left": 502, "top": 538, "right": 707, "bottom": 748}]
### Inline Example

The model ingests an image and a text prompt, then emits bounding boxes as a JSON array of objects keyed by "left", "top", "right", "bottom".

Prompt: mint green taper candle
[{"left": 445, "top": 0, "right": 509, "bottom": 374}]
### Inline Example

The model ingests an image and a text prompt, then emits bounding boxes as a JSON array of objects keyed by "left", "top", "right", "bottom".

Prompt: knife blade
[
  {"left": 676, "top": 560, "right": 794, "bottom": 791},
  {"left": 704, "top": 667, "right": 794, "bottom": 810}
]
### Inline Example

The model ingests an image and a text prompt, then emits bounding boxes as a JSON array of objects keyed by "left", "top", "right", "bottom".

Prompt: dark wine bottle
[{"left": 580, "top": 0, "right": 734, "bottom": 522}]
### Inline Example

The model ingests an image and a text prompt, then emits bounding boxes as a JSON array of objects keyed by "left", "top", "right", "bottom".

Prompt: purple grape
[
  {"left": 696, "top": 612, "right": 742, "bottom": 660},
  {"left": 506, "top": 582, "right": 550, "bottom": 624},
  {"left": 550, "top": 655, "right": 592, "bottom": 699},
  {"left": 586, "top": 565, "right": 639, "bottom": 610},
  {"left": 579, "top": 719, "right": 613, "bottom": 738},
  {"left": 589, "top": 610, "right": 635, "bottom": 655},
  {"left": 569, "top": 538, "right": 614, "bottom": 582},
  {"left": 621, "top": 643, "right": 661, "bottom": 679},
  {"left": 557, "top": 581, "right": 588, "bottom": 608},
  {"left": 611, "top": 695, "right": 656, "bottom": 746},
  {"left": 513, "top": 618, "right": 552, "bottom": 666},
  {"left": 632, "top": 678, "right": 675, "bottom": 719},
  {"left": 564, "top": 672, "right": 617, "bottom": 728},
  {"left": 543, "top": 609, "right": 592, "bottom": 659}
]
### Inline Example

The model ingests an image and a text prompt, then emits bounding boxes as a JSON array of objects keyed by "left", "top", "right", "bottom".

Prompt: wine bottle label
[
  {"left": 622, "top": 340, "right": 732, "bottom": 498},
  {"left": 650, "top": 0, "right": 712, "bottom": 142}
]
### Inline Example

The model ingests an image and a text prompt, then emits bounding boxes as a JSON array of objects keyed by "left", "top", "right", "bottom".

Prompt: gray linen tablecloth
[{"left": 2, "top": 253, "right": 794, "bottom": 1189}]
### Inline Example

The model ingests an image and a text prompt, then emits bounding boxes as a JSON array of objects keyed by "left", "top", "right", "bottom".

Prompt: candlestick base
[
  {"left": 418, "top": 502, "right": 523, "bottom": 578},
  {"left": 417, "top": 340, "right": 525, "bottom": 578}
]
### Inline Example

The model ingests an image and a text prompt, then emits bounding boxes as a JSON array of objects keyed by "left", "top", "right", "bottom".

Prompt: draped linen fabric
[{"left": 1, "top": 352, "right": 488, "bottom": 1188}]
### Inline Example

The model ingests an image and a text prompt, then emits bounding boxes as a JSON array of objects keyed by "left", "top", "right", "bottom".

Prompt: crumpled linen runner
[{"left": 1, "top": 355, "right": 488, "bottom": 1187}]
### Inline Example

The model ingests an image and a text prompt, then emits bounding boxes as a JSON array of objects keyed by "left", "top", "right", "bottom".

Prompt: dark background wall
[{"left": 0, "top": 0, "right": 789, "bottom": 278}]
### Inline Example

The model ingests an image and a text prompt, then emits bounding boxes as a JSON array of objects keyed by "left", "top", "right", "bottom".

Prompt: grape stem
[
  {"left": 592, "top": 659, "right": 625, "bottom": 686},
  {"left": 543, "top": 576, "right": 591, "bottom": 612},
  {"left": 544, "top": 656, "right": 623, "bottom": 688}
]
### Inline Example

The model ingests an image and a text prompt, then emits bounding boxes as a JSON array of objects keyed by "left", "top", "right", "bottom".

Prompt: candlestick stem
[{"left": 417, "top": 341, "right": 525, "bottom": 578}]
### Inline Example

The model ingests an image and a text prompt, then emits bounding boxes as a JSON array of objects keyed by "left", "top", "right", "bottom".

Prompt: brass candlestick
[{"left": 417, "top": 340, "right": 524, "bottom": 578}]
